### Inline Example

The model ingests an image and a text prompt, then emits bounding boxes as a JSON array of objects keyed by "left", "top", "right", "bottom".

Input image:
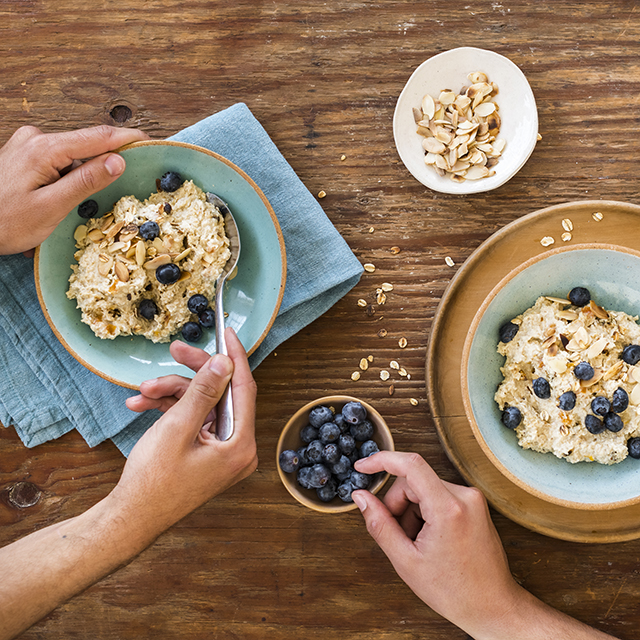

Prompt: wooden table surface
[{"left": 2, "top": 1, "right": 640, "bottom": 638}]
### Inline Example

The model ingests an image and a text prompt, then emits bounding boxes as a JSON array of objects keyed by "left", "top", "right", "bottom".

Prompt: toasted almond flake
[
  {"left": 390, "top": 246, "right": 401, "bottom": 254},
  {"left": 74, "top": 225, "right": 88, "bottom": 242},
  {"left": 114, "top": 261, "right": 129, "bottom": 283},
  {"left": 380, "top": 370, "right": 390, "bottom": 381},
  {"left": 540, "top": 236, "right": 555, "bottom": 247},
  {"left": 586, "top": 337, "right": 609, "bottom": 360},
  {"left": 423, "top": 137, "right": 447, "bottom": 154},
  {"left": 175, "top": 247, "right": 192, "bottom": 262},
  {"left": 546, "top": 296, "right": 571, "bottom": 305},
  {"left": 548, "top": 357, "right": 568, "bottom": 374},
  {"left": 562, "top": 218, "right": 573, "bottom": 232},
  {"left": 421, "top": 93, "right": 436, "bottom": 119},
  {"left": 359, "top": 358, "right": 369, "bottom": 371},
  {"left": 399, "top": 337, "right": 408, "bottom": 348},
  {"left": 99, "top": 214, "right": 114, "bottom": 230},
  {"left": 381, "top": 282, "right": 393, "bottom": 292},
  {"left": 87, "top": 229, "right": 105, "bottom": 243},
  {"left": 318, "top": 190, "right": 327, "bottom": 198},
  {"left": 97, "top": 255, "right": 113, "bottom": 277},
  {"left": 592, "top": 211, "right": 603, "bottom": 221},
  {"left": 542, "top": 335, "right": 556, "bottom": 348},
  {"left": 580, "top": 369, "right": 603, "bottom": 388},
  {"left": 377, "top": 328, "right": 388, "bottom": 338},
  {"left": 133, "top": 241, "right": 145, "bottom": 266},
  {"left": 631, "top": 385, "right": 640, "bottom": 405},
  {"left": 351, "top": 371, "right": 361, "bottom": 381},
  {"left": 557, "top": 309, "right": 578, "bottom": 321},
  {"left": 388, "top": 384, "right": 395, "bottom": 396},
  {"left": 588, "top": 300, "right": 609, "bottom": 319},
  {"left": 143, "top": 255, "right": 172, "bottom": 270},
  {"left": 630, "top": 366, "right": 640, "bottom": 384},
  {"left": 561, "top": 232, "right": 572, "bottom": 242},
  {"left": 604, "top": 361, "right": 625, "bottom": 381},
  {"left": 410, "top": 398, "right": 419, "bottom": 406},
  {"left": 177, "top": 271, "right": 190, "bottom": 283},
  {"left": 105, "top": 220, "right": 125, "bottom": 240},
  {"left": 445, "top": 256, "right": 455, "bottom": 267},
  {"left": 363, "top": 263, "right": 376, "bottom": 273},
  {"left": 108, "top": 241, "right": 127, "bottom": 254},
  {"left": 390, "top": 360, "right": 399, "bottom": 370},
  {"left": 548, "top": 343, "right": 558, "bottom": 356}
]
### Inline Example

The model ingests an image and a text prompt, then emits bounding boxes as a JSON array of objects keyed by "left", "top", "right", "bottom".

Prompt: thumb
[
  {"left": 352, "top": 490, "right": 416, "bottom": 562},
  {"left": 166, "top": 354, "right": 234, "bottom": 439},
  {"left": 38, "top": 152, "right": 127, "bottom": 221}
]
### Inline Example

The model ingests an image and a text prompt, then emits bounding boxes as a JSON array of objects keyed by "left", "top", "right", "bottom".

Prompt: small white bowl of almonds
[{"left": 393, "top": 47, "right": 538, "bottom": 194}]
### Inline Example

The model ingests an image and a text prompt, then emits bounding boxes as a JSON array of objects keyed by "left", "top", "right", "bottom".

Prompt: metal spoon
[{"left": 206, "top": 192, "right": 241, "bottom": 441}]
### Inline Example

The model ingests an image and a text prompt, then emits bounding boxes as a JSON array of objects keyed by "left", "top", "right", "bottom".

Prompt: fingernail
[
  {"left": 352, "top": 491, "right": 367, "bottom": 512},
  {"left": 208, "top": 354, "right": 232, "bottom": 377},
  {"left": 104, "top": 153, "right": 125, "bottom": 177}
]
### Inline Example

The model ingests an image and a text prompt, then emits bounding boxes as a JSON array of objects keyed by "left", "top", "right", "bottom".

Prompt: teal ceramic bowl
[
  {"left": 35, "top": 141, "right": 286, "bottom": 389},
  {"left": 462, "top": 244, "right": 640, "bottom": 510}
]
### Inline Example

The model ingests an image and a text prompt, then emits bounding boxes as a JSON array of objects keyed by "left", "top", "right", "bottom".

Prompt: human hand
[
  {"left": 0, "top": 125, "right": 148, "bottom": 255},
  {"left": 113, "top": 328, "right": 258, "bottom": 534},
  {"left": 351, "top": 452, "right": 525, "bottom": 639}
]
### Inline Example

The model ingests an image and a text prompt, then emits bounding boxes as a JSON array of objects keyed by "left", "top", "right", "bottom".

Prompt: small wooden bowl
[{"left": 276, "top": 395, "right": 395, "bottom": 513}]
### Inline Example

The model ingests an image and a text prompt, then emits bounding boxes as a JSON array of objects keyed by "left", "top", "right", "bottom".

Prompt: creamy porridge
[
  {"left": 67, "top": 178, "right": 231, "bottom": 343},
  {"left": 495, "top": 289, "right": 640, "bottom": 464}
]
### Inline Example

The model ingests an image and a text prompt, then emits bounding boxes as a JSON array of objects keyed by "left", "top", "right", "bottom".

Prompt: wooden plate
[{"left": 426, "top": 200, "right": 640, "bottom": 542}]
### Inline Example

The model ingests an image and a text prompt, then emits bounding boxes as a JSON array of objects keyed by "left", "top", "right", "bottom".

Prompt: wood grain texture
[{"left": 2, "top": 1, "right": 640, "bottom": 638}]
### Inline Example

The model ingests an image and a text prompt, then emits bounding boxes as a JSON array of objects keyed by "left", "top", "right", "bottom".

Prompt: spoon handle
[{"left": 215, "top": 276, "right": 234, "bottom": 441}]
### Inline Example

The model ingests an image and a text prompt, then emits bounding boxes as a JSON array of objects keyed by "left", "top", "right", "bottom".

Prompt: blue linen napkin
[{"left": 0, "top": 103, "right": 363, "bottom": 456}]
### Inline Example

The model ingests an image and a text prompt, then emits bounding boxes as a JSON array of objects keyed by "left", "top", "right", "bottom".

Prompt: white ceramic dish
[
  {"left": 393, "top": 47, "right": 538, "bottom": 194},
  {"left": 462, "top": 244, "right": 640, "bottom": 510}
]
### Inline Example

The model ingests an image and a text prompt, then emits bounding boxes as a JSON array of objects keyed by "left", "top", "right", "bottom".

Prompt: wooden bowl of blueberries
[{"left": 277, "top": 396, "right": 394, "bottom": 513}]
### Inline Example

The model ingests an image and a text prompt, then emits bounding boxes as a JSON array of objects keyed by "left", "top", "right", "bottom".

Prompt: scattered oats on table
[
  {"left": 414, "top": 71, "right": 505, "bottom": 183},
  {"left": 540, "top": 236, "right": 555, "bottom": 247},
  {"left": 363, "top": 263, "right": 376, "bottom": 273},
  {"left": 445, "top": 256, "right": 455, "bottom": 267}
]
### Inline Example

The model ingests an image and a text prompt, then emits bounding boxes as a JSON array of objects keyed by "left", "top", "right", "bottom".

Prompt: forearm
[
  {"left": 467, "top": 584, "right": 618, "bottom": 640},
  {"left": 0, "top": 493, "right": 161, "bottom": 640}
]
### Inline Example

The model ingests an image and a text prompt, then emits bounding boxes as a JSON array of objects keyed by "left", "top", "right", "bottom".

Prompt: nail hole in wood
[
  {"left": 8, "top": 482, "right": 41, "bottom": 509},
  {"left": 109, "top": 104, "right": 133, "bottom": 124}
]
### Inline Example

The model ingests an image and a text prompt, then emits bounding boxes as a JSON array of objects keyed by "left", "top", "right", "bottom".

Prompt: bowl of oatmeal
[
  {"left": 35, "top": 141, "right": 286, "bottom": 389},
  {"left": 393, "top": 47, "right": 538, "bottom": 194},
  {"left": 462, "top": 244, "right": 640, "bottom": 509}
]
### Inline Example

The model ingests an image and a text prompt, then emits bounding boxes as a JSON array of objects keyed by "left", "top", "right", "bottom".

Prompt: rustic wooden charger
[{"left": 426, "top": 200, "right": 640, "bottom": 543}]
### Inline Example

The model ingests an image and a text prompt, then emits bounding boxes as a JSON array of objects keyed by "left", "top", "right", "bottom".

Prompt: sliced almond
[
  {"left": 143, "top": 255, "right": 172, "bottom": 270},
  {"left": 421, "top": 94, "right": 436, "bottom": 119},
  {"left": 114, "top": 261, "right": 129, "bottom": 283},
  {"left": 118, "top": 224, "right": 139, "bottom": 243},
  {"left": 100, "top": 214, "right": 114, "bottom": 230},
  {"left": 588, "top": 300, "right": 609, "bottom": 319},
  {"left": 603, "top": 360, "right": 625, "bottom": 381},
  {"left": 105, "top": 220, "right": 125, "bottom": 239},
  {"left": 175, "top": 247, "right": 192, "bottom": 262},
  {"left": 547, "top": 357, "right": 568, "bottom": 374},
  {"left": 422, "top": 137, "right": 447, "bottom": 154},
  {"left": 74, "top": 225, "right": 88, "bottom": 242},
  {"left": 108, "top": 241, "right": 127, "bottom": 254},
  {"left": 546, "top": 296, "right": 571, "bottom": 305},
  {"left": 586, "top": 337, "right": 609, "bottom": 360},
  {"left": 97, "top": 254, "right": 113, "bottom": 277},
  {"left": 87, "top": 229, "right": 105, "bottom": 243},
  {"left": 580, "top": 369, "right": 603, "bottom": 388},
  {"left": 135, "top": 241, "right": 146, "bottom": 266},
  {"left": 557, "top": 309, "right": 578, "bottom": 321}
]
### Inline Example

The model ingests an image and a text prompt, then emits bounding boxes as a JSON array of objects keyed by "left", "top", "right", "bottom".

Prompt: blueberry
[
  {"left": 78, "top": 199, "right": 99, "bottom": 219},
  {"left": 350, "top": 471, "right": 371, "bottom": 490},
  {"left": 337, "top": 480, "right": 355, "bottom": 502},
  {"left": 359, "top": 439, "right": 379, "bottom": 458},
  {"left": 591, "top": 396, "right": 611, "bottom": 417},
  {"left": 348, "top": 449, "right": 361, "bottom": 465},
  {"left": 296, "top": 446, "right": 310, "bottom": 467},
  {"left": 156, "top": 263, "right": 181, "bottom": 285},
  {"left": 622, "top": 345, "right": 640, "bottom": 366},
  {"left": 138, "top": 299, "right": 158, "bottom": 320},
  {"left": 331, "top": 455, "right": 352, "bottom": 476},
  {"left": 498, "top": 321, "right": 519, "bottom": 343},
  {"left": 307, "top": 464, "right": 331, "bottom": 489},
  {"left": 573, "top": 361, "right": 594, "bottom": 380},
  {"left": 350, "top": 419, "right": 374, "bottom": 442},
  {"left": 342, "top": 401, "right": 367, "bottom": 424},
  {"left": 334, "top": 413, "right": 348, "bottom": 433},
  {"left": 300, "top": 424, "right": 319, "bottom": 444},
  {"left": 604, "top": 412, "right": 624, "bottom": 433},
  {"left": 305, "top": 440, "right": 324, "bottom": 464},
  {"left": 279, "top": 449, "right": 300, "bottom": 473},
  {"left": 532, "top": 377, "right": 551, "bottom": 399},
  {"left": 181, "top": 321, "right": 202, "bottom": 343},
  {"left": 139, "top": 220, "right": 160, "bottom": 240},
  {"left": 318, "top": 422, "right": 340, "bottom": 444},
  {"left": 612, "top": 387, "right": 629, "bottom": 413},
  {"left": 163, "top": 202, "right": 172, "bottom": 214},
  {"left": 568, "top": 287, "right": 591, "bottom": 307},
  {"left": 297, "top": 466, "right": 313, "bottom": 489},
  {"left": 338, "top": 433, "right": 356, "bottom": 455},
  {"left": 501, "top": 406, "right": 522, "bottom": 430},
  {"left": 159, "top": 171, "right": 184, "bottom": 192},
  {"left": 317, "top": 478, "right": 338, "bottom": 502},
  {"left": 558, "top": 391, "right": 576, "bottom": 411},
  {"left": 322, "top": 443, "right": 341, "bottom": 465},
  {"left": 628, "top": 437, "right": 640, "bottom": 459},
  {"left": 188, "top": 294, "right": 209, "bottom": 314},
  {"left": 585, "top": 414, "right": 605, "bottom": 434},
  {"left": 309, "top": 405, "right": 334, "bottom": 428},
  {"left": 199, "top": 308, "right": 215, "bottom": 328}
]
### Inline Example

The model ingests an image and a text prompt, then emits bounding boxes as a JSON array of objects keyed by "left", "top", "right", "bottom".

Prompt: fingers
[
  {"left": 163, "top": 353, "right": 234, "bottom": 442},
  {"left": 47, "top": 125, "right": 149, "bottom": 165},
  {"left": 354, "top": 451, "right": 455, "bottom": 524},
  {"left": 169, "top": 340, "right": 211, "bottom": 373},
  {"left": 351, "top": 490, "right": 417, "bottom": 563},
  {"left": 224, "top": 328, "right": 257, "bottom": 441}
]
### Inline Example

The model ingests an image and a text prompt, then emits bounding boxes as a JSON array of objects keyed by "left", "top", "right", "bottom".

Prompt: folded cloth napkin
[{"left": 0, "top": 103, "right": 363, "bottom": 456}]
